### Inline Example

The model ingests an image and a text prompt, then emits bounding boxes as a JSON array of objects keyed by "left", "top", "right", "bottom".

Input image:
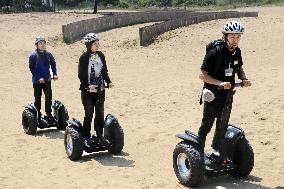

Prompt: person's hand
[
  {"left": 242, "top": 79, "right": 251, "bottom": 87},
  {"left": 53, "top": 75, "right": 58, "bottom": 81},
  {"left": 219, "top": 82, "right": 231, "bottom": 89},
  {"left": 108, "top": 83, "right": 114, "bottom": 88},
  {"left": 89, "top": 85, "right": 98, "bottom": 92},
  {"left": 39, "top": 78, "right": 45, "bottom": 84}
]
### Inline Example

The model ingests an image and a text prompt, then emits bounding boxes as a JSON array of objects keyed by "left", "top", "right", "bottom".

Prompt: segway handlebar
[
  {"left": 85, "top": 84, "right": 109, "bottom": 91},
  {"left": 218, "top": 82, "right": 244, "bottom": 90}
]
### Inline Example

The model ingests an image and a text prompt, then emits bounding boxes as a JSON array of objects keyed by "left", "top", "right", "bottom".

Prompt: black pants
[
  {"left": 81, "top": 90, "right": 105, "bottom": 138},
  {"left": 198, "top": 96, "right": 233, "bottom": 150},
  {"left": 33, "top": 81, "right": 52, "bottom": 120}
]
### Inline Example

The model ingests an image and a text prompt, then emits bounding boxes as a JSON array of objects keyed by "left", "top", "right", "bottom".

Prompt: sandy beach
[{"left": 0, "top": 6, "right": 283, "bottom": 189}]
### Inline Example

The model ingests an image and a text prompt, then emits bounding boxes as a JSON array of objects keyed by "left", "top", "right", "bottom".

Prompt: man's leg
[
  {"left": 43, "top": 81, "right": 52, "bottom": 118},
  {"left": 212, "top": 104, "right": 232, "bottom": 151},
  {"left": 198, "top": 102, "right": 216, "bottom": 149},
  {"left": 212, "top": 98, "right": 233, "bottom": 151},
  {"left": 33, "top": 83, "right": 42, "bottom": 122}
]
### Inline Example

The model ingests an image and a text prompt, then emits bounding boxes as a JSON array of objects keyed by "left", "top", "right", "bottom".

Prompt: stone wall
[
  {"left": 62, "top": 10, "right": 214, "bottom": 43},
  {"left": 139, "top": 11, "right": 258, "bottom": 46},
  {"left": 62, "top": 10, "right": 258, "bottom": 45}
]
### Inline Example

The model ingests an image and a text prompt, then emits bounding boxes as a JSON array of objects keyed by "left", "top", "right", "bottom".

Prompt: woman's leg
[
  {"left": 81, "top": 92, "right": 95, "bottom": 138},
  {"left": 94, "top": 90, "right": 105, "bottom": 138}
]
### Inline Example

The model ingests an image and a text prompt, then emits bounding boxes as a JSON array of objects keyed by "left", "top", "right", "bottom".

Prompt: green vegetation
[
  {"left": 0, "top": 0, "right": 283, "bottom": 13},
  {"left": 118, "top": 0, "right": 284, "bottom": 8}
]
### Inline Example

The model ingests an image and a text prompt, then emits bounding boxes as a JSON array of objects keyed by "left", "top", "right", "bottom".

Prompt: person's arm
[
  {"left": 238, "top": 66, "right": 251, "bottom": 87},
  {"left": 28, "top": 53, "right": 37, "bottom": 75},
  {"left": 237, "top": 50, "right": 251, "bottom": 87},
  {"left": 99, "top": 52, "right": 112, "bottom": 85},
  {"left": 199, "top": 70, "right": 222, "bottom": 85},
  {"left": 78, "top": 55, "right": 89, "bottom": 89},
  {"left": 199, "top": 70, "right": 231, "bottom": 89},
  {"left": 49, "top": 53, "right": 58, "bottom": 80},
  {"left": 238, "top": 67, "right": 247, "bottom": 80},
  {"left": 200, "top": 50, "right": 231, "bottom": 89}
]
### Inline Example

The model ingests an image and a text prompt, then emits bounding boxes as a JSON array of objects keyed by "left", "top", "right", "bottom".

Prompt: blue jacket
[{"left": 29, "top": 50, "right": 57, "bottom": 84}]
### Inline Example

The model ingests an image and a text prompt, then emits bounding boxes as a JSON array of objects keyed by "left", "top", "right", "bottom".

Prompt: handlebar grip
[
  {"left": 218, "top": 82, "right": 243, "bottom": 90},
  {"left": 218, "top": 85, "right": 224, "bottom": 90},
  {"left": 85, "top": 85, "right": 109, "bottom": 91}
]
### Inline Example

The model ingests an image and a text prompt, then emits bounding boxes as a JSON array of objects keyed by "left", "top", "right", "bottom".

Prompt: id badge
[{"left": 225, "top": 68, "right": 233, "bottom": 76}]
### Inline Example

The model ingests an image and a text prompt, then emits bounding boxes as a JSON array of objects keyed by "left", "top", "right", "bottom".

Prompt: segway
[
  {"left": 64, "top": 85, "right": 124, "bottom": 161},
  {"left": 22, "top": 99, "right": 69, "bottom": 135},
  {"left": 173, "top": 82, "right": 254, "bottom": 187}
]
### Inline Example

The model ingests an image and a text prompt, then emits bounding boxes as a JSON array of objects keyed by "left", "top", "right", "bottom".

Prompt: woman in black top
[{"left": 78, "top": 33, "right": 114, "bottom": 146}]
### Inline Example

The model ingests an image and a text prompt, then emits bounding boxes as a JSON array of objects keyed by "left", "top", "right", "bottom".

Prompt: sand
[{"left": 0, "top": 6, "right": 283, "bottom": 189}]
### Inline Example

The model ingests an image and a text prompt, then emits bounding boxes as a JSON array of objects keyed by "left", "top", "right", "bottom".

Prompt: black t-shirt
[{"left": 201, "top": 45, "right": 243, "bottom": 96}]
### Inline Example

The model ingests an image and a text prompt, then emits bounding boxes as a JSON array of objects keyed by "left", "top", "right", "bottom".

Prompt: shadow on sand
[
  {"left": 35, "top": 128, "right": 65, "bottom": 139},
  {"left": 191, "top": 175, "right": 283, "bottom": 189},
  {"left": 79, "top": 151, "right": 135, "bottom": 168}
]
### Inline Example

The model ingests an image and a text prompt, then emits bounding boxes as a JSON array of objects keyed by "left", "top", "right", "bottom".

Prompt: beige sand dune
[{"left": 0, "top": 6, "right": 283, "bottom": 189}]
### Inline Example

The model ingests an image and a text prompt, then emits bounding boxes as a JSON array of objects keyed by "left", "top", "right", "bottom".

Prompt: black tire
[
  {"left": 56, "top": 105, "right": 69, "bottom": 130},
  {"left": 104, "top": 123, "right": 124, "bottom": 154},
  {"left": 230, "top": 137, "right": 254, "bottom": 178},
  {"left": 22, "top": 109, "right": 37, "bottom": 135},
  {"left": 173, "top": 141, "right": 205, "bottom": 188},
  {"left": 64, "top": 126, "right": 84, "bottom": 161}
]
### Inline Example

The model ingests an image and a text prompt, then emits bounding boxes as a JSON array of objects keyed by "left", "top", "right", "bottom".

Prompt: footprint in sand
[
  {"left": 240, "top": 113, "right": 247, "bottom": 119},
  {"left": 137, "top": 138, "right": 156, "bottom": 145},
  {"left": 260, "top": 140, "right": 272, "bottom": 145},
  {"left": 122, "top": 174, "right": 130, "bottom": 179},
  {"left": 16, "top": 138, "right": 27, "bottom": 143},
  {"left": 50, "top": 168, "right": 57, "bottom": 172},
  {"left": 259, "top": 116, "right": 268, "bottom": 120}
]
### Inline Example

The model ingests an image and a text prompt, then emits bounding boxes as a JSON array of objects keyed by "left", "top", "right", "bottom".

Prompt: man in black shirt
[{"left": 198, "top": 21, "right": 251, "bottom": 154}]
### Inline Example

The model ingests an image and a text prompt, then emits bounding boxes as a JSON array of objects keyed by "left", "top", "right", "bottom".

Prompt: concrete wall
[
  {"left": 62, "top": 10, "right": 257, "bottom": 44},
  {"left": 139, "top": 11, "right": 258, "bottom": 46},
  {"left": 62, "top": 10, "right": 215, "bottom": 43}
]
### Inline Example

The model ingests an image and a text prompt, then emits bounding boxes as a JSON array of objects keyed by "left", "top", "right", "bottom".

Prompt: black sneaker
[
  {"left": 209, "top": 149, "right": 229, "bottom": 165},
  {"left": 98, "top": 137, "right": 110, "bottom": 148},
  {"left": 38, "top": 118, "right": 46, "bottom": 128},
  {"left": 84, "top": 137, "right": 95, "bottom": 148},
  {"left": 47, "top": 116, "right": 56, "bottom": 126}
]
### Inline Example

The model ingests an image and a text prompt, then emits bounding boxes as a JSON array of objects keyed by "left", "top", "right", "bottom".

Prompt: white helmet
[
  {"left": 222, "top": 21, "right": 244, "bottom": 34},
  {"left": 34, "top": 36, "right": 46, "bottom": 44},
  {"left": 83, "top": 33, "right": 99, "bottom": 44}
]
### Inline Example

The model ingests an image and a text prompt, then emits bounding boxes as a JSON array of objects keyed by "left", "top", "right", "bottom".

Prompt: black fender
[
  {"left": 23, "top": 103, "right": 38, "bottom": 123},
  {"left": 67, "top": 118, "right": 83, "bottom": 131},
  {"left": 52, "top": 99, "right": 69, "bottom": 129},
  {"left": 52, "top": 99, "right": 64, "bottom": 119},
  {"left": 222, "top": 125, "right": 245, "bottom": 159},
  {"left": 104, "top": 114, "right": 119, "bottom": 128},
  {"left": 24, "top": 103, "right": 38, "bottom": 115},
  {"left": 176, "top": 130, "right": 202, "bottom": 147},
  {"left": 53, "top": 99, "right": 63, "bottom": 110},
  {"left": 225, "top": 125, "right": 244, "bottom": 144}
]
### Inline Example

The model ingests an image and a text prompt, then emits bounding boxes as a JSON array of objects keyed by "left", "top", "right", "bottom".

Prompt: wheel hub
[
  {"left": 177, "top": 152, "right": 191, "bottom": 179},
  {"left": 66, "top": 134, "right": 73, "bottom": 156}
]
